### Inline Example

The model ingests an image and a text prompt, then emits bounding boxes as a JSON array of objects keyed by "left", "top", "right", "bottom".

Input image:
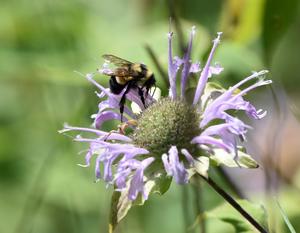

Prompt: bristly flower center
[{"left": 133, "top": 98, "right": 201, "bottom": 156}]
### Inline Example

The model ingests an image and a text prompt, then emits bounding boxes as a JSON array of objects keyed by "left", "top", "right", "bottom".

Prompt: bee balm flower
[{"left": 60, "top": 27, "right": 271, "bottom": 203}]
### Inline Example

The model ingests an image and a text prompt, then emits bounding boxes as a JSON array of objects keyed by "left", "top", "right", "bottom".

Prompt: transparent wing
[
  {"left": 102, "top": 54, "right": 133, "bottom": 67},
  {"left": 100, "top": 67, "right": 131, "bottom": 77}
]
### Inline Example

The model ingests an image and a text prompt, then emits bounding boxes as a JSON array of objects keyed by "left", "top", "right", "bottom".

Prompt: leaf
[
  {"left": 108, "top": 170, "right": 172, "bottom": 232},
  {"left": 262, "top": 0, "right": 299, "bottom": 64},
  {"left": 275, "top": 198, "right": 296, "bottom": 233},
  {"left": 134, "top": 171, "right": 172, "bottom": 206},
  {"left": 109, "top": 190, "right": 132, "bottom": 233},
  {"left": 219, "top": 0, "right": 265, "bottom": 44},
  {"left": 206, "top": 199, "right": 268, "bottom": 232},
  {"left": 211, "top": 149, "right": 258, "bottom": 168},
  {"left": 149, "top": 173, "right": 172, "bottom": 195},
  {"left": 201, "top": 82, "right": 225, "bottom": 110},
  {"left": 187, "top": 156, "right": 210, "bottom": 179}
]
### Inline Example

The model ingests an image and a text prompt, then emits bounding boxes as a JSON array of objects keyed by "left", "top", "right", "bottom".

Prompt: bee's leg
[
  {"left": 103, "top": 130, "right": 118, "bottom": 141},
  {"left": 118, "top": 119, "right": 138, "bottom": 134},
  {"left": 142, "top": 75, "right": 156, "bottom": 99},
  {"left": 137, "top": 87, "right": 146, "bottom": 108},
  {"left": 151, "top": 85, "right": 157, "bottom": 98},
  {"left": 104, "top": 119, "right": 138, "bottom": 141},
  {"left": 119, "top": 82, "right": 132, "bottom": 122}
]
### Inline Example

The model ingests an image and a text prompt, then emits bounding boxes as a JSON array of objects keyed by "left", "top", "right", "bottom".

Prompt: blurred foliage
[
  {"left": 205, "top": 199, "right": 268, "bottom": 232},
  {"left": 0, "top": 0, "right": 300, "bottom": 233},
  {"left": 262, "top": 0, "right": 299, "bottom": 65}
]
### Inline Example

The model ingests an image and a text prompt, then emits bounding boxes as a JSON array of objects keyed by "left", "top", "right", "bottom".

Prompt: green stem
[
  {"left": 199, "top": 175, "right": 268, "bottom": 233},
  {"left": 168, "top": 0, "right": 186, "bottom": 54},
  {"left": 193, "top": 178, "right": 206, "bottom": 233},
  {"left": 181, "top": 186, "right": 191, "bottom": 233},
  {"left": 144, "top": 44, "right": 169, "bottom": 88}
]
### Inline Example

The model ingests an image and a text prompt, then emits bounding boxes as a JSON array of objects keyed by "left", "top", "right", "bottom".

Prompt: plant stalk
[
  {"left": 192, "top": 178, "right": 206, "bottom": 233},
  {"left": 199, "top": 175, "right": 268, "bottom": 233}
]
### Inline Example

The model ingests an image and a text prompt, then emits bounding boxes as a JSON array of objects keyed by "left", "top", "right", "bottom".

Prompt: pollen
[{"left": 133, "top": 98, "right": 201, "bottom": 156}]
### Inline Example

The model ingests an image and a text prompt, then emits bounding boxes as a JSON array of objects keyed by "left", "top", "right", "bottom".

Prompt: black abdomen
[{"left": 109, "top": 76, "right": 126, "bottom": 94}]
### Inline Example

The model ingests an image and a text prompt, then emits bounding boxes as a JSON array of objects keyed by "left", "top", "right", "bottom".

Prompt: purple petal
[
  {"left": 126, "top": 88, "right": 155, "bottom": 110},
  {"left": 96, "top": 91, "right": 135, "bottom": 119},
  {"left": 86, "top": 73, "right": 111, "bottom": 96},
  {"left": 95, "top": 155, "right": 102, "bottom": 180},
  {"left": 193, "top": 32, "right": 222, "bottom": 105},
  {"left": 103, "top": 154, "right": 119, "bottom": 183},
  {"left": 84, "top": 151, "right": 93, "bottom": 167},
  {"left": 103, "top": 133, "right": 133, "bottom": 142},
  {"left": 86, "top": 73, "right": 135, "bottom": 119},
  {"left": 115, "top": 167, "right": 131, "bottom": 189},
  {"left": 98, "top": 62, "right": 114, "bottom": 76},
  {"left": 208, "top": 63, "right": 223, "bottom": 78},
  {"left": 60, "top": 124, "right": 132, "bottom": 142},
  {"left": 200, "top": 70, "right": 270, "bottom": 128},
  {"left": 128, "top": 157, "right": 154, "bottom": 200},
  {"left": 93, "top": 111, "right": 126, "bottom": 129},
  {"left": 162, "top": 154, "right": 171, "bottom": 174},
  {"left": 201, "top": 123, "right": 241, "bottom": 156},
  {"left": 191, "top": 135, "right": 232, "bottom": 152},
  {"left": 181, "top": 149, "right": 194, "bottom": 165},
  {"left": 189, "top": 62, "right": 201, "bottom": 73},
  {"left": 162, "top": 146, "right": 188, "bottom": 184},
  {"left": 168, "top": 32, "right": 178, "bottom": 99}
]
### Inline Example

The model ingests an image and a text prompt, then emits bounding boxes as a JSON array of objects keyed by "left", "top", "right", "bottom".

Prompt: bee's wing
[
  {"left": 113, "top": 67, "right": 132, "bottom": 77},
  {"left": 102, "top": 54, "right": 133, "bottom": 67},
  {"left": 100, "top": 67, "right": 131, "bottom": 77},
  {"left": 100, "top": 69, "right": 115, "bottom": 76}
]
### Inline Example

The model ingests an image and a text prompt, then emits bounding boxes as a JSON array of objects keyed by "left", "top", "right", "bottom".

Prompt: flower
[{"left": 60, "top": 27, "right": 271, "bottom": 201}]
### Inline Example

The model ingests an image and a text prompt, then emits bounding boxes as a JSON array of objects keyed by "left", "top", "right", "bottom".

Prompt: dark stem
[
  {"left": 216, "top": 167, "right": 245, "bottom": 198},
  {"left": 199, "top": 175, "right": 268, "bottom": 233},
  {"left": 144, "top": 44, "right": 169, "bottom": 88}
]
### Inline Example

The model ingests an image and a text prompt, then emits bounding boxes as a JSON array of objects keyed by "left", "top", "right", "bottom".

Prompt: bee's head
[
  {"left": 132, "top": 63, "right": 142, "bottom": 73},
  {"left": 146, "top": 70, "right": 154, "bottom": 79}
]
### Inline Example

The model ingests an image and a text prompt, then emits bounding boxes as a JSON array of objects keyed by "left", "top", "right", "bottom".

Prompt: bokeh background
[{"left": 1, "top": 0, "right": 300, "bottom": 232}]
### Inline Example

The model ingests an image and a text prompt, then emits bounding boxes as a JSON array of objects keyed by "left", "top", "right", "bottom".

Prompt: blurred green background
[{"left": 1, "top": 0, "right": 300, "bottom": 232}]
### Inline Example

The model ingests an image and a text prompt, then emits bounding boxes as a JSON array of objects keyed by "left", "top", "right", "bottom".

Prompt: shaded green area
[{"left": 1, "top": 0, "right": 300, "bottom": 233}]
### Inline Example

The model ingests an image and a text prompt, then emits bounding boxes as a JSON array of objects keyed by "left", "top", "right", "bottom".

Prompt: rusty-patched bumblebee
[{"left": 101, "top": 54, "right": 156, "bottom": 121}]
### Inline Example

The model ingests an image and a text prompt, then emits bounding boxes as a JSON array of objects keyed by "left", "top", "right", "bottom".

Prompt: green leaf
[
  {"left": 143, "top": 161, "right": 173, "bottom": 196},
  {"left": 148, "top": 173, "right": 172, "bottom": 195},
  {"left": 201, "top": 82, "right": 225, "bottom": 110},
  {"left": 187, "top": 156, "right": 210, "bottom": 179},
  {"left": 134, "top": 171, "right": 172, "bottom": 206},
  {"left": 211, "top": 149, "right": 258, "bottom": 169},
  {"left": 108, "top": 170, "right": 172, "bottom": 232},
  {"left": 219, "top": 0, "right": 265, "bottom": 44},
  {"left": 109, "top": 190, "right": 132, "bottom": 233},
  {"left": 275, "top": 198, "right": 296, "bottom": 233},
  {"left": 206, "top": 199, "right": 268, "bottom": 232},
  {"left": 262, "top": 0, "right": 299, "bottom": 64}
]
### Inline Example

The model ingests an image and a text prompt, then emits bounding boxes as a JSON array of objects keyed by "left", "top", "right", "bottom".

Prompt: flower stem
[
  {"left": 199, "top": 175, "right": 268, "bottom": 233},
  {"left": 216, "top": 167, "right": 245, "bottom": 198}
]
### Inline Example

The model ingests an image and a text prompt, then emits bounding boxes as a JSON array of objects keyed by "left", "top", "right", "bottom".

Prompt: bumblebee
[{"left": 101, "top": 54, "right": 156, "bottom": 121}]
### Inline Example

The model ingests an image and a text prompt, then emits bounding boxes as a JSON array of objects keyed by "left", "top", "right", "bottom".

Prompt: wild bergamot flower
[{"left": 60, "top": 27, "right": 271, "bottom": 203}]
